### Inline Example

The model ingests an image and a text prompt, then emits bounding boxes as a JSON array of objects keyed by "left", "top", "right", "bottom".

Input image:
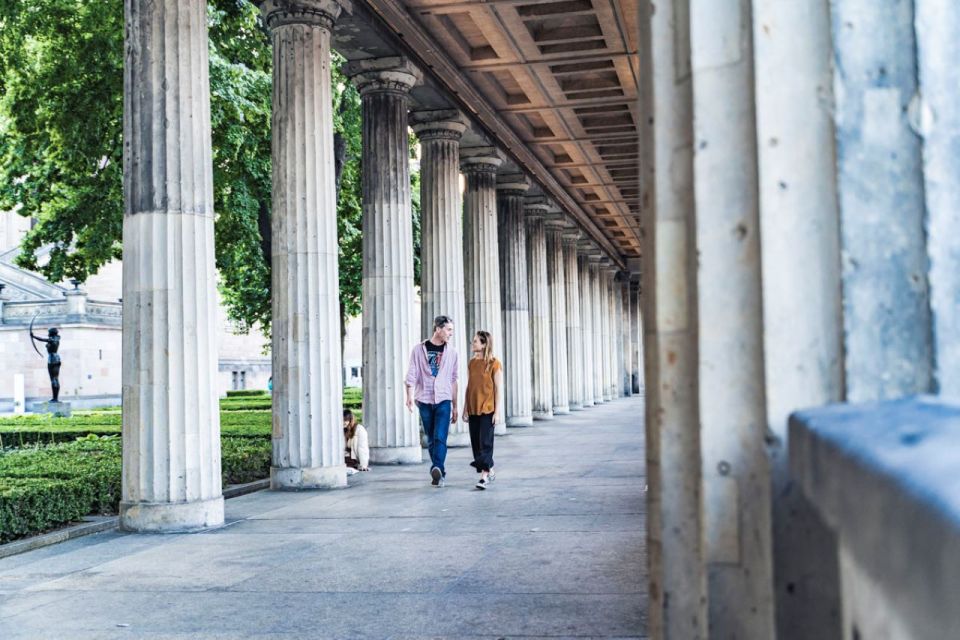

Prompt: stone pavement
[{"left": 0, "top": 396, "right": 646, "bottom": 639}]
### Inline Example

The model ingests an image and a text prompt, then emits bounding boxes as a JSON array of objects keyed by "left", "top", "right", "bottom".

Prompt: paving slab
[{"left": 0, "top": 395, "right": 646, "bottom": 639}]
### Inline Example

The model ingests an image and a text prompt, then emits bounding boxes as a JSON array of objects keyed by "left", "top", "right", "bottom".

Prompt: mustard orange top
[{"left": 465, "top": 357, "right": 501, "bottom": 416}]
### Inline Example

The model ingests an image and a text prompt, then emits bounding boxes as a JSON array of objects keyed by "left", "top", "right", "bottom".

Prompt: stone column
[
  {"left": 629, "top": 278, "right": 642, "bottom": 394},
  {"left": 752, "top": 2, "right": 844, "bottom": 636},
  {"left": 619, "top": 274, "right": 632, "bottom": 396},
  {"left": 916, "top": 0, "right": 960, "bottom": 398},
  {"left": 577, "top": 248, "right": 596, "bottom": 407},
  {"left": 643, "top": 0, "right": 707, "bottom": 634},
  {"left": 526, "top": 200, "right": 554, "bottom": 420},
  {"left": 607, "top": 266, "right": 620, "bottom": 399},
  {"left": 497, "top": 174, "right": 534, "bottom": 427},
  {"left": 121, "top": 0, "right": 223, "bottom": 531},
  {"left": 411, "top": 110, "right": 470, "bottom": 447},
  {"left": 462, "top": 148, "right": 506, "bottom": 435},
  {"left": 832, "top": 0, "right": 932, "bottom": 402},
  {"left": 587, "top": 254, "right": 605, "bottom": 403},
  {"left": 562, "top": 230, "right": 583, "bottom": 410},
  {"left": 345, "top": 57, "right": 422, "bottom": 464},
  {"left": 545, "top": 217, "right": 570, "bottom": 414},
  {"left": 598, "top": 260, "right": 615, "bottom": 401},
  {"left": 262, "top": 0, "right": 346, "bottom": 490}
]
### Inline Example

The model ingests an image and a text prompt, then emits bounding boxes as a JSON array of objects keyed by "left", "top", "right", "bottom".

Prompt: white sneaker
[{"left": 475, "top": 477, "right": 488, "bottom": 490}]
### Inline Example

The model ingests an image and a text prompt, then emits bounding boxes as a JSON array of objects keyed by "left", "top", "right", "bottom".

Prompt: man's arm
[
  {"left": 404, "top": 346, "right": 419, "bottom": 413},
  {"left": 450, "top": 380, "right": 458, "bottom": 423}
]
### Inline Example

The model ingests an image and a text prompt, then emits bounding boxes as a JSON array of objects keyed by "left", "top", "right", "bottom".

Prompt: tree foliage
[{"left": 0, "top": 0, "right": 366, "bottom": 336}]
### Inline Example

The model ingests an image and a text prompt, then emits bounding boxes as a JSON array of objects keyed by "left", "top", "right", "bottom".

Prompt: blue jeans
[{"left": 417, "top": 400, "right": 451, "bottom": 475}]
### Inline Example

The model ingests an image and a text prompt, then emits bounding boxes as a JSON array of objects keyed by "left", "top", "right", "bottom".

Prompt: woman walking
[{"left": 462, "top": 330, "right": 503, "bottom": 490}]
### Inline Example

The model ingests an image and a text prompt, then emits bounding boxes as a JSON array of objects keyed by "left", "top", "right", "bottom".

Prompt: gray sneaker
[{"left": 430, "top": 466, "right": 442, "bottom": 486}]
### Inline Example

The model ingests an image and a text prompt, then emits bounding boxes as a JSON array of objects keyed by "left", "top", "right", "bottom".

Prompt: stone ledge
[{"left": 789, "top": 395, "right": 960, "bottom": 639}]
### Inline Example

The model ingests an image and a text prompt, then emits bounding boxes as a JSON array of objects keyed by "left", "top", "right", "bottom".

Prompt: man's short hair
[{"left": 433, "top": 315, "right": 452, "bottom": 330}]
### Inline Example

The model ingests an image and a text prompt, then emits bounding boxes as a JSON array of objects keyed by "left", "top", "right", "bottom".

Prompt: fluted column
[
  {"left": 601, "top": 261, "right": 617, "bottom": 401},
  {"left": 563, "top": 231, "right": 584, "bottom": 410},
  {"left": 526, "top": 201, "right": 554, "bottom": 420},
  {"left": 412, "top": 110, "right": 469, "bottom": 447},
  {"left": 346, "top": 57, "right": 422, "bottom": 463},
  {"left": 588, "top": 255, "right": 605, "bottom": 403},
  {"left": 462, "top": 148, "right": 506, "bottom": 435},
  {"left": 545, "top": 218, "right": 570, "bottom": 414},
  {"left": 121, "top": 0, "right": 223, "bottom": 531},
  {"left": 578, "top": 244, "right": 597, "bottom": 407},
  {"left": 629, "top": 278, "right": 642, "bottom": 393},
  {"left": 619, "top": 274, "right": 632, "bottom": 396},
  {"left": 497, "top": 175, "right": 534, "bottom": 427},
  {"left": 262, "top": 0, "right": 346, "bottom": 490}
]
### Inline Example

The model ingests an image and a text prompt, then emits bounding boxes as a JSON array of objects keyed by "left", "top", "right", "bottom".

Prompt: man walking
[{"left": 405, "top": 315, "right": 459, "bottom": 487}]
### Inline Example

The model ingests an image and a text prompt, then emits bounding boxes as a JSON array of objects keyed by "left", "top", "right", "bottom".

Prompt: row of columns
[{"left": 118, "top": 0, "right": 641, "bottom": 533}]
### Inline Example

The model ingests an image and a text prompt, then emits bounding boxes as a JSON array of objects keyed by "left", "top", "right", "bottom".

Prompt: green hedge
[
  {"left": 225, "top": 390, "right": 268, "bottom": 398},
  {"left": 0, "top": 435, "right": 272, "bottom": 543}
]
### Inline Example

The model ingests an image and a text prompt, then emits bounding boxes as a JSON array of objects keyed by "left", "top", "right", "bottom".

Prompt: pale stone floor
[{"left": 0, "top": 396, "right": 646, "bottom": 639}]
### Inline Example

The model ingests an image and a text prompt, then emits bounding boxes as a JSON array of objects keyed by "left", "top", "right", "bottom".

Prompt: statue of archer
[{"left": 29, "top": 316, "right": 61, "bottom": 403}]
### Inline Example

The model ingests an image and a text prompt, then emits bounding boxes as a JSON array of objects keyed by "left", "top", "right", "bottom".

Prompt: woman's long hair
[
  {"left": 343, "top": 409, "right": 358, "bottom": 441},
  {"left": 475, "top": 330, "right": 495, "bottom": 371}
]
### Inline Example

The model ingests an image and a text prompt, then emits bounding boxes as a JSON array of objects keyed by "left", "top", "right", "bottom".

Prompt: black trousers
[{"left": 468, "top": 413, "right": 495, "bottom": 472}]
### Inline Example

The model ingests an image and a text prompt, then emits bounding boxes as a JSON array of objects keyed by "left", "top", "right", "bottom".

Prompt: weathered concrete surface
[
  {"left": 831, "top": 0, "right": 933, "bottom": 402},
  {"left": 790, "top": 396, "right": 960, "bottom": 640},
  {"left": 751, "top": 1, "right": 844, "bottom": 637},
  {"left": 0, "top": 398, "right": 647, "bottom": 640},
  {"left": 689, "top": 0, "right": 774, "bottom": 635}
]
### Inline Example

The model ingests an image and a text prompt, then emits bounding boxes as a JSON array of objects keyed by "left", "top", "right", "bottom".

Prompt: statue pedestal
[{"left": 39, "top": 402, "right": 71, "bottom": 418}]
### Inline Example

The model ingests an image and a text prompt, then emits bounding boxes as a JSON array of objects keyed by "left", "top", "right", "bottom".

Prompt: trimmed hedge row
[
  {"left": 225, "top": 390, "right": 268, "bottom": 398},
  {"left": 0, "top": 436, "right": 272, "bottom": 543}
]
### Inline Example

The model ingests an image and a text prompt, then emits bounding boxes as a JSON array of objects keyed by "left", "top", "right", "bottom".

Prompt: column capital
[
  {"left": 460, "top": 146, "right": 503, "bottom": 174},
  {"left": 258, "top": 0, "right": 348, "bottom": 31},
  {"left": 524, "top": 195, "right": 552, "bottom": 220},
  {"left": 410, "top": 109, "right": 468, "bottom": 141},
  {"left": 561, "top": 228, "right": 582, "bottom": 245},
  {"left": 343, "top": 56, "right": 421, "bottom": 96},
  {"left": 496, "top": 172, "right": 531, "bottom": 196}
]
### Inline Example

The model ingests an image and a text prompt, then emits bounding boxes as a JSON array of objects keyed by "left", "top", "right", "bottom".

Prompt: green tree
[{"left": 0, "top": 0, "right": 366, "bottom": 339}]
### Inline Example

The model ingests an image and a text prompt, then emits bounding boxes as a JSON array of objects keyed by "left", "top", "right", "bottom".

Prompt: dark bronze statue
[{"left": 30, "top": 319, "right": 61, "bottom": 403}]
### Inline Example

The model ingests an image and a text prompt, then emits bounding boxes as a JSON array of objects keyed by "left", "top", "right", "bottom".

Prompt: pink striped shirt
[{"left": 405, "top": 341, "right": 459, "bottom": 404}]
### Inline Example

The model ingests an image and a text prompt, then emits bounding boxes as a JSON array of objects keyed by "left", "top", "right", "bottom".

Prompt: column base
[
  {"left": 507, "top": 415, "right": 533, "bottom": 428},
  {"left": 370, "top": 446, "right": 423, "bottom": 465},
  {"left": 271, "top": 465, "right": 347, "bottom": 490},
  {"left": 533, "top": 410, "right": 554, "bottom": 420},
  {"left": 582, "top": 400, "right": 595, "bottom": 408},
  {"left": 447, "top": 431, "right": 471, "bottom": 447},
  {"left": 120, "top": 495, "right": 224, "bottom": 533},
  {"left": 569, "top": 402, "right": 584, "bottom": 411},
  {"left": 552, "top": 405, "right": 571, "bottom": 415},
  {"left": 494, "top": 423, "right": 507, "bottom": 436}
]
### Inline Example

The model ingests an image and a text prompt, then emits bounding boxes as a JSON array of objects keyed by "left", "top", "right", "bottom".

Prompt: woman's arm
[{"left": 493, "top": 367, "right": 504, "bottom": 425}]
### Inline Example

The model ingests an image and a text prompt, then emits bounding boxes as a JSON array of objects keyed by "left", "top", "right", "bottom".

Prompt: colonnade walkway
[{"left": 0, "top": 395, "right": 646, "bottom": 639}]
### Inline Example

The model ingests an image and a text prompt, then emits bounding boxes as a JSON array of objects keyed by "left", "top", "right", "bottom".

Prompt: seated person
[{"left": 343, "top": 409, "right": 369, "bottom": 473}]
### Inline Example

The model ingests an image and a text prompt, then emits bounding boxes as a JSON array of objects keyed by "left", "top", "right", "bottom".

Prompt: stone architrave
[
  {"left": 461, "top": 148, "right": 506, "bottom": 435},
  {"left": 262, "top": 0, "right": 347, "bottom": 490},
  {"left": 544, "top": 217, "right": 570, "bottom": 415},
  {"left": 497, "top": 174, "right": 534, "bottom": 427},
  {"left": 121, "top": 0, "right": 224, "bottom": 531},
  {"left": 525, "top": 199, "right": 554, "bottom": 420},
  {"left": 345, "top": 57, "right": 422, "bottom": 464},
  {"left": 578, "top": 244, "right": 597, "bottom": 407},
  {"left": 563, "top": 230, "right": 584, "bottom": 410},
  {"left": 587, "top": 254, "right": 605, "bottom": 403},
  {"left": 411, "top": 110, "right": 470, "bottom": 447}
]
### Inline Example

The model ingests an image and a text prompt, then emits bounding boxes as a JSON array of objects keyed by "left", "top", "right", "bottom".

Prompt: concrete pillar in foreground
[
  {"left": 525, "top": 200, "right": 554, "bottom": 420},
  {"left": 462, "top": 148, "right": 506, "bottom": 435},
  {"left": 262, "top": 0, "right": 346, "bottom": 490},
  {"left": 577, "top": 247, "right": 596, "bottom": 407},
  {"left": 412, "top": 109, "right": 470, "bottom": 447},
  {"left": 691, "top": 0, "right": 774, "bottom": 631},
  {"left": 544, "top": 216, "right": 570, "bottom": 415},
  {"left": 916, "top": 0, "right": 960, "bottom": 398},
  {"left": 832, "top": 0, "right": 932, "bottom": 402},
  {"left": 586, "top": 252, "right": 605, "bottom": 403},
  {"left": 643, "top": 0, "right": 707, "bottom": 633},
  {"left": 121, "top": 0, "right": 223, "bottom": 531},
  {"left": 497, "top": 174, "right": 534, "bottom": 427},
  {"left": 562, "top": 230, "right": 583, "bottom": 410},
  {"left": 346, "top": 56, "right": 422, "bottom": 464}
]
